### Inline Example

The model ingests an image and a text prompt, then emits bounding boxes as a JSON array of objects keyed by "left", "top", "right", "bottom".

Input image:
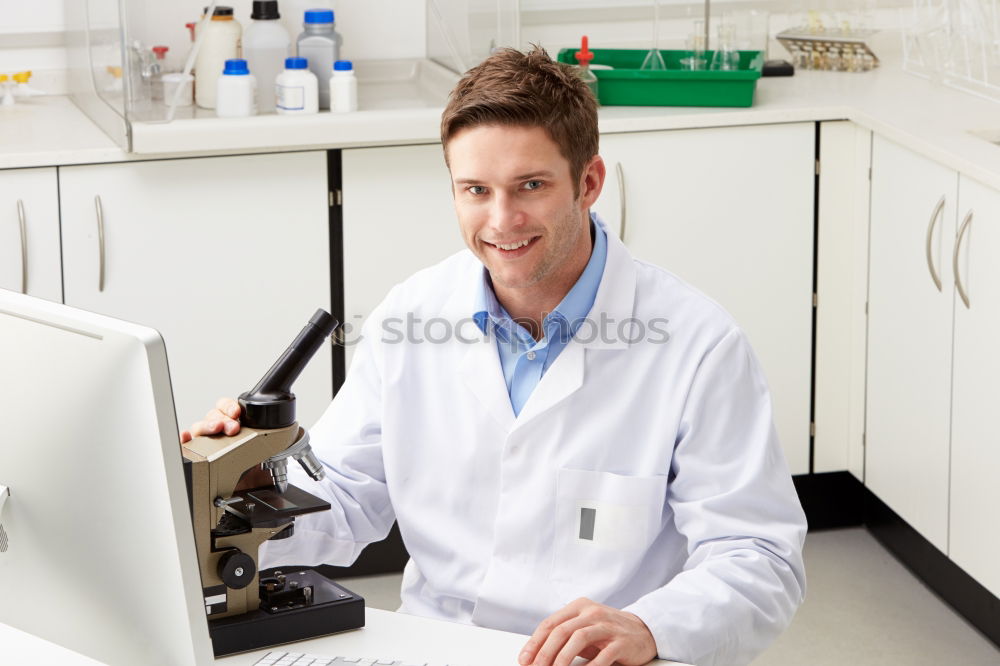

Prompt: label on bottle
[{"left": 276, "top": 83, "right": 305, "bottom": 111}]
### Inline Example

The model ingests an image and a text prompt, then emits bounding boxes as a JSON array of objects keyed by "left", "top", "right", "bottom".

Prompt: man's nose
[{"left": 489, "top": 190, "right": 526, "bottom": 232}]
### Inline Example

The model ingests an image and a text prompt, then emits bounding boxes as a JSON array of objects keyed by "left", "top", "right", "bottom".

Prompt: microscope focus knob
[{"left": 218, "top": 549, "right": 256, "bottom": 590}]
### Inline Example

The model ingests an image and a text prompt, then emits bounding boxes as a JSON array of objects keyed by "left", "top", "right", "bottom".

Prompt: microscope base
[{"left": 209, "top": 569, "right": 365, "bottom": 657}]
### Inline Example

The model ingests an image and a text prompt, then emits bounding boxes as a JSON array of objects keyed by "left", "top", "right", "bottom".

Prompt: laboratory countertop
[
  {"left": 0, "top": 607, "right": 688, "bottom": 665},
  {"left": 6, "top": 35, "right": 1000, "bottom": 191}
]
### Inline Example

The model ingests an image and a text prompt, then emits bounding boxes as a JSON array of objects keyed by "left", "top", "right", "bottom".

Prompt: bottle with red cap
[
  {"left": 150, "top": 45, "right": 171, "bottom": 101},
  {"left": 574, "top": 35, "right": 599, "bottom": 102}
]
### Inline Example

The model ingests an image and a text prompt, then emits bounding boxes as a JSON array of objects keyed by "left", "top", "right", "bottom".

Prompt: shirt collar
[
  {"left": 473, "top": 212, "right": 609, "bottom": 338},
  {"left": 472, "top": 270, "right": 509, "bottom": 339}
]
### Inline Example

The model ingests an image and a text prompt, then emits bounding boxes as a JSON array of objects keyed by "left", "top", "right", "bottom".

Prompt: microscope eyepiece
[{"left": 239, "top": 309, "right": 338, "bottom": 429}]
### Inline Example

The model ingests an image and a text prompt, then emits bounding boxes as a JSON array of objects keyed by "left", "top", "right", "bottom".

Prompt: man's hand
[
  {"left": 179, "top": 397, "right": 242, "bottom": 444},
  {"left": 180, "top": 397, "right": 273, "bottom": 490},
  {"left": 519, "top": 598, "right": 658, "bottom": 666}
]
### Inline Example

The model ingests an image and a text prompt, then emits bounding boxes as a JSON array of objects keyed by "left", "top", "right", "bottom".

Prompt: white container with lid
[
  {"left": 244, "top": 0, "right": 291, "bottom": 114},
  {"left": 329, "top": 60, "right": 358, "bottom": 113},
  {"left": 216, "top": 59, "right": 257, "bottom": 117},
  {"left": 161, "top": 73, "right": 194, "bottom": 107},
  {"left": 296, "top": 8, "right": 342, "bottom": 110},
  {"left": 194, "top": 5, "right": 242, "bottom": 109},
  {"left": 275, "top": 57, "right": 318, "bottom": 114}
]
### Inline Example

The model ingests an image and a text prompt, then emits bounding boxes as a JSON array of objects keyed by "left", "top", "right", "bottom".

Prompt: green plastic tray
[{"left": 556, "top": 48, "right": 764, "bottom": 107}]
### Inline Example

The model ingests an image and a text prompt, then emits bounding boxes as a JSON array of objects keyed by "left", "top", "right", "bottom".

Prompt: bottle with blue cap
[
  {"left": 244, "top": 0, "right": 292, "bottom": 114},
  {"left": 329, "top": 60, "right": 358, "bottom": 113},
  {"left": 275, "top": 57, "right": 319, "bottom": 114},
  {"left": 216, "top": 59, "right": 257, "bottom": 118},
  {"left": 296, "top": 8, "right": 342, "bottom": 110}
]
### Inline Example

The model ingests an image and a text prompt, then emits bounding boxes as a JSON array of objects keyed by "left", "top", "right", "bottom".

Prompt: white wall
[
  {"left": 0, "top": 0, "right": 425, "bottom": 94},
  {"left": 1, "top": 0, "right": 66, "bottom": 33},
  {"left": 2, "top": 0, "right": 911, "bottom": 96}
]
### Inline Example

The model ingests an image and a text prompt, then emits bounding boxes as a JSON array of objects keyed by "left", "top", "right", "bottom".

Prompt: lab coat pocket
[{"left": 551, "top": 467, "right": 667, "bottom": 601}]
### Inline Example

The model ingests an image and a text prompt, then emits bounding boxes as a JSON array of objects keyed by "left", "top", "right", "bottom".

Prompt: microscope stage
[{"left": 226, "top": 485, "right": 331, "bottom": 526}]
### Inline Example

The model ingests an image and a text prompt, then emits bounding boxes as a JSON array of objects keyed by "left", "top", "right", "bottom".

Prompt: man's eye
[
  {"left": 523, "top": 180, "right": 544, "bottom": 191},
  {"left": 468, "top": 185, "right": 487, "bottom": 195}
]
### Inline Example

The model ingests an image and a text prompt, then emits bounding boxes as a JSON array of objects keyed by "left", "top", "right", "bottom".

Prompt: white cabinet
[
  {"left": 58, "top": 151, "right": 333, "bottom": 431},
  {"left": 949, "top": 175, "right": 1000, "bottom": 597},
  {"left": 0, "top": 168, "right": 62, "bottom": 302},
  {"left": 595, "top": 123, "right": 816, "bottom": 475},
  {"left": 866, "top": 135, "right": 958, "bottom": 552},
  {"left": 813, "top": 121, "right": 871, "bottom": 478},
  {"left": 341, "top": 144, "right": 464, "bottom": 366}
]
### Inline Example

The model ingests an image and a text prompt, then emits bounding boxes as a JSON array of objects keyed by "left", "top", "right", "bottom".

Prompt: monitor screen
[{"left": 0, "top": 290, "right": 213, "bottom": 665}]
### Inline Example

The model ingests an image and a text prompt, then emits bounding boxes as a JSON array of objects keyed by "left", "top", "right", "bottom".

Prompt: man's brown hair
[{"left": 440, "top": 46, "right": 599, "bottom": 197}]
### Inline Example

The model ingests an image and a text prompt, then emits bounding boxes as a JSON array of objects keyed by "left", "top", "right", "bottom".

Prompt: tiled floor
[{"left": 340, "top": 528, "right": 1000, "bottom": 665}]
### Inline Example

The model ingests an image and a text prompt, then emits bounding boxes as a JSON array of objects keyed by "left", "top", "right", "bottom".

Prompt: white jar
[
  {"left": 194, "top": 6, "right": 242, "bottom": 109},
  {"left": 275, "top": 57, "right": 319, "bottom": 114},
  {"left": 329, "top": 60, "right": 357, "bottom": 113},
  {"left": 216, "top": 59, "right": 257, "bottom": 117},
  {"left": 161, "top": 73, "right": 194, "bottom": 107},
  {"left": 243, "top": 0, "right": 291, "bottom": 113}
]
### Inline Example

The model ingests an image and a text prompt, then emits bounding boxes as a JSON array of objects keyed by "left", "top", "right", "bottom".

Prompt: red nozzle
[
  {"left": 152, "top": 45, "right": 169, "bottom": 60},
  {"left": 185, "top": 22, "right": 197, "bottom": 42},
  {"left": 575, "top": 35, "right": 594, "bottom": 66}
]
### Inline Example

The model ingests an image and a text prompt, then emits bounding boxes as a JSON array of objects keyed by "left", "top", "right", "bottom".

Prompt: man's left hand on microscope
[
  {"left": 180, "top": 397, "right": 242, "bottom": 443},
  {"left": 180, "top": 397, "right": 271, "bottom": 490}
]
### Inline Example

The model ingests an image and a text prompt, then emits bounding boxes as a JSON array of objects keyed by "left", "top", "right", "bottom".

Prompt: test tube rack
[{"left": 777, "top": 28, "right": 880, "bottom": 72}]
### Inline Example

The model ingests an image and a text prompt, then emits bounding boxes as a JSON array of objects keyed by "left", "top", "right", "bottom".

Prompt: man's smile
[{"left": 485, "top": 236, "right": 541, "bottom": 256}]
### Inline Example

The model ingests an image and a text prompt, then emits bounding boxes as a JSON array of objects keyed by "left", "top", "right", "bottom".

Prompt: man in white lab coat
[{"left": 183, "top": 47, "right": 807, "bottom": 666}]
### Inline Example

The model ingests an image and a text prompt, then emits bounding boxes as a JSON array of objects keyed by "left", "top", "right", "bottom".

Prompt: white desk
[
  {"left": 219, "top": 608, "right": 527, "bottom": 666},
  {"left": 3, "top": 608, "right": 687, "bottom": 665},
  {"left": 0, "top": 622, "right": 104, "bottom": 665}
]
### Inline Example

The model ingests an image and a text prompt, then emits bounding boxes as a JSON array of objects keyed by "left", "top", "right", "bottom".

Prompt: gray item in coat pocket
[{"left": 579, "top": 507, "right": 597, "bottom": 540}]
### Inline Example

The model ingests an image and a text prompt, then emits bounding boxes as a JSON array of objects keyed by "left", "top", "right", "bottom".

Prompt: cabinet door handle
[
  {"left": 16, "top": 200, "right": 28, "bottom": 294},
  {"left": 925, "top": 195, "right": 945, "bottom": 292},
  {"left": 953, "top": 209, "right": 972, "bottom": 309},
  {"left": 95, "top": 195, "right": 106, "bottom": 292},
  {"left": 616, "top": 161, "right": 627, "bottom": 242}
]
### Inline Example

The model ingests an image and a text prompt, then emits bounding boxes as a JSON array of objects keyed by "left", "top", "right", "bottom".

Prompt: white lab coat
[{"left": 262, "top": 219, "right": 807, "bottom": 666}]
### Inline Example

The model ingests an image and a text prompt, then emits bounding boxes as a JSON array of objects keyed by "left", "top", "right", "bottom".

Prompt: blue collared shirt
[{"left": 472, "top": 213, "right": 608, "bottom": 416}]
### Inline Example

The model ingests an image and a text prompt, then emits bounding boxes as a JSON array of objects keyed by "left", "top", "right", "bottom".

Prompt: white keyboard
[{"left": 253, "top": 651, "right": 470, "bottom": 666}]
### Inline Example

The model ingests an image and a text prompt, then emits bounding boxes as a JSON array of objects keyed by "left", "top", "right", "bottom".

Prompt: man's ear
[{"left": 579, "top": 155, "right": 607, "bottom": 208}]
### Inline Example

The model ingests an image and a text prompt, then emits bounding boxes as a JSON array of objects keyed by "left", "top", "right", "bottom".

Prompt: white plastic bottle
[
  {"left": 329, "top": 60, "right": 358, "bottom": 113},
  {"left": 296, "top": 9, "right": 342, "bottom": 110},
  {"left": 194, "top": 6, "right": 242, "bottom": 109},
  {"left": 243, "top": 0, "right": 291, "bottom": 114},
  {"left": 216, "top": 59, "right": 257, "bottom": 117},
  {"left": 275, "top": 57, "right": 318, "bottom": 114}
]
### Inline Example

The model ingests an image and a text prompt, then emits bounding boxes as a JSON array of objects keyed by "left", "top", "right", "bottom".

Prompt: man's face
[{"left": 446, "top": 125, "right": 602, "bottom": 296}]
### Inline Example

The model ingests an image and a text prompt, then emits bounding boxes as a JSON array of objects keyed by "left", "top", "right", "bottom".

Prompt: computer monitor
[{"left": 0, "top": 290, "right": 214, "bottom": 665}]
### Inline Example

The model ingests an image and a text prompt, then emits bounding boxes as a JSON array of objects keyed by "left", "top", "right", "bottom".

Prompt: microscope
[{"left": 181, "top": 309, "right": 364, "bottom": 656}]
